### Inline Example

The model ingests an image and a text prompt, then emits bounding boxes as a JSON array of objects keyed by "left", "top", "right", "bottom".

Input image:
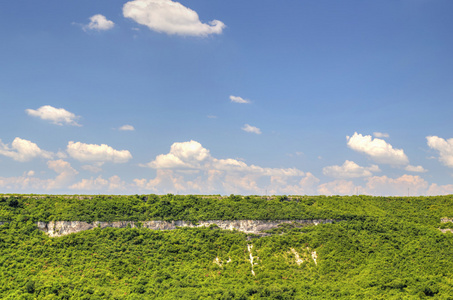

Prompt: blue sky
[{"left": 1, "top": 0, "right": 453, "bottom": 196}]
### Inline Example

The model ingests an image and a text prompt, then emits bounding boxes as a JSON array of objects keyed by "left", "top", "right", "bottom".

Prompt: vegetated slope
[{"left": 1, "top": 194, "right": 453, "bottom": 299}]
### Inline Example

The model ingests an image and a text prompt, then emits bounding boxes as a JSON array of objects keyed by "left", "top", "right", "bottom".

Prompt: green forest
[{"left": 1, "top": 194, "right": 453, "bottom": 299}]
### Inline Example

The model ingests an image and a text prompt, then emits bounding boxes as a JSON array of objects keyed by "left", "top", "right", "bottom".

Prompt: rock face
[{"left": 36, "top": 219, "right": 337, "bottom": 238}]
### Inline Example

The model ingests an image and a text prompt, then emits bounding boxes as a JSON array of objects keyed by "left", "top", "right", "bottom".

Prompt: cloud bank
[
  {"left": 137, "top": 140, "right": 313, "bottom": 195},
  {"left": 0, "top": 160, "right": 77, "bottom": 191}
]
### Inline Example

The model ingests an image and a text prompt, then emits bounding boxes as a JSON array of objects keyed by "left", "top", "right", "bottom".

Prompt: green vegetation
[
  {"left": 1, "top": 194, "right": 453, "bottom": 299},
  {"left": 1, "top": 194, "right": 453, "bottom": 224}
]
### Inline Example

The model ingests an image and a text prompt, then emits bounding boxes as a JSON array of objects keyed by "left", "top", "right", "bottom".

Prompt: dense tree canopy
[
  {"left": 1, "top": 194, "right": 453, "bottom": 299},
  {"left": 0, "top": 194, "right": 452, "bottom": 224}
]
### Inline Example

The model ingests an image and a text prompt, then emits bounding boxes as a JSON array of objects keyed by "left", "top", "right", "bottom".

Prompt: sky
[{"left": 1, "top": 0, "right": 453, "bottom": 196}]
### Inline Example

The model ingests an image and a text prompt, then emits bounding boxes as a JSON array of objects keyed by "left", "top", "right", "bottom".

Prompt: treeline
[{"left": 0, "top": 194, "right": 452, "bottom": 225}]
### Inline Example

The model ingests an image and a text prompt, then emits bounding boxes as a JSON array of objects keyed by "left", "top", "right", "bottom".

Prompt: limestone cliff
[{"left": 36, "top": 219, "right": 337, "bottom": 237}]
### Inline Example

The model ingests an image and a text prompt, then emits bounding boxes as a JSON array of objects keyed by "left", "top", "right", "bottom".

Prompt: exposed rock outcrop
[{"left": 36, "top": 219, "right": 337, "bottom": 237}]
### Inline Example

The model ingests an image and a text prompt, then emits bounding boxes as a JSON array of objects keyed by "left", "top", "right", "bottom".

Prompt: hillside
[{"left": 1, "top": 194, "right": 453, "bottom": 299}]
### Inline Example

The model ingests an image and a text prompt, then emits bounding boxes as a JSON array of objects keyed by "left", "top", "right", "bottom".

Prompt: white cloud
[
  {"left": 56, "top": 151, "right": 68, "bottom": 159},
  {"left": 365, "top": 175, "right": 428, "bottom": 196},
  {"left": 0, "top": 137, "right": 53, "bottom": 162},
  {"left": 0, "top": 175, "right": 48, "bottom": 191},
  {"left": 0, "top": 160, "right": 77, "bottom": 191},
  {"left": 83, "top": 14, "right": 115, "bottom": 31},
  {"left": 67, "top": 141, "right": 132, "bottom": 163},
  {"left": 267, "top": 172, "right": 320, "bottom": 195},
  {"left": 426, "top": 136, "right": 453, "bottom": 168},
  {"left": 426, "top": 183, "right": 453, "bottom": 196},
  {"left": 146, "top": 140, "right": 210, "bottom": 169},
  {"left": 347, "top": 132, "right": 409, "bottom": 165},
  {"left": 373, "top": 132, "right": 389, "bottom": 138},
  {"left": 144, "top": 141, "right": 304, "bottom": 176},
  {"left": 119, "top": 125, "right": 135, "bottom": 131},
  {"left": 323, "top": 160, "right": 380, "bottom": 178},
  {"left": 212, "top": 158, "right": 304, "bottom": 177},
  {"left": 70, "top": 175, "right": 125, "bottom": 191},
  {"left": 318, "top": 180, "right": 357, "bottom": 196},
  {"left": 26, "top": 105, "right": 81, "bottom": 126},
  {"left": 134, "top": 169, "right": 193, "bottom": 193},
  {"left": 404, "top": 165, "right": 427, "bottom": 173},
  {"left": 46, "top": 160, "right": 79, "bottom": 189},
  {"left": 242, "top": 124, "right": 261, "bottom": 135},
  {"left": 123, "top": 0, "right": 225, "bottom": 36},
  {"left": 318, "top": 174, "right": 434, "bottom": 197},
  {"left": 81, "top": 164, "right": 103, "bottom": 173},
  {"left": 230, "top": 95, "right": 250, "bottom": 104},
  {"left": 138, "top": 140, "right": 310, "bottom": 194}
]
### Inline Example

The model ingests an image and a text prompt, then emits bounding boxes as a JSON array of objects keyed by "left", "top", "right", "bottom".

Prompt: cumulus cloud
[
  {"left": 70, "top": 175, "right": 125, "bottom": 191},
  {"left": 0, "top": 175, "right": 48, "bottom": 191},
  {"left": 317, "top": 174, "right": 437, "bottom": 197},
  {"left": 26, "top": 105, "right": 81, "bottom": 126},
  {"left": 81, "top": 164, "right": 103, "bottom": 173},
  {"left": 322, "top": 160, "right": 380, "bottom": 178},
  {"left": 318, "top": 180, "right": 357, "bottom": 196},
  {"left": 46, "top": 160, "right": 79, "bottom": 189},
  {"left": 84, "top": 14, "right": 115, "bottom": 31},
  {"left": 230, "top": 95, "right": 250, "bottom": 104},
  {"left": 426, "top": 136, "right": 453, "bottom": 168},
  {"left": 123, "top": 0, "right": 225, "bottom": 36},
  {"left": 146, "top": 140, "right": 210, "bottom": 169},
  {"left": 134, "top": 169, "right": 315, "bottom": 195},
  {"left": 365, "top": 175, "right": 428, "bottom": 196},
  {"left": 67, "top": 141, "right": 132, "bottom": 163},
  {"left": 145, "top": 140, "right": 302, "bottom": 176},
  {"left": 212, "top": 158, "right": 304, "bottom": 177},
  {"left": 347, "top": 132, "right": 409, "bottom": 165},
  {"left": 267, "top": 172, "right": 320, "bottom": 195},
  {"left": 373, "top": 132, "right": 389, "bottom": 138},
  {"left": 242, "top": 124, "right": 261, "bottom": 135},
  {"left": 134, "top": 169, "right": 191, "bottom": 193},
  {"left": 404, "top": 165, "right": 427, "bottom": 173},
  {"left": 0, "top": 160, "right": 77, "bottom": 191},
  {"left": 0, "top": 137, "right": 53, "bottom": 162},
  {"left": 119, "top": 125, "right": 135, "bottom": 131},
  {"left": 426, "top": 183, "right": 453, "bottom": 196},
  {"left": 318, "top": 174, "right": 436, "bottom": 196},
  {"left": 138, "top": 140, "right": 310, "bottom": 194}
]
